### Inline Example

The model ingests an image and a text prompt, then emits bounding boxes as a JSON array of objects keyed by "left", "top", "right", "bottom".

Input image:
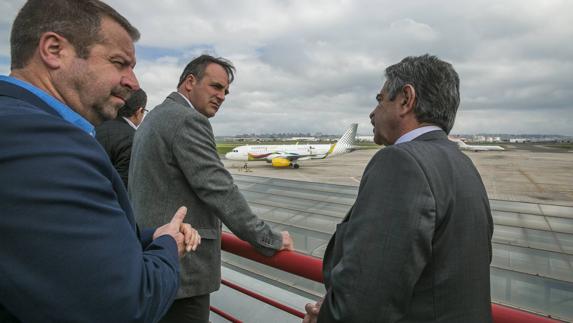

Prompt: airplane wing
[
  {"left": 271, "top": 151, "right": 317, "bottom": 161},
  {"left": 248, "top": 152, "right": 274, "bottom": 159},
  {"left": 274, "top": 152, "right": 308, "bottom": 161}
]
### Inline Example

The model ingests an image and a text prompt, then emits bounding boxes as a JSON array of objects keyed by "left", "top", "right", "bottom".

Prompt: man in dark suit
[
  {"left": 0, "top": 1, "right": 200, "bottom": 322},
  {"left": 129, "top": 55, "right": 294, "bottom": 322},
  {"left": 96, "top": 88, "right": 147, "bottom": 187},
  {"left": 304, "top": 55, "right": 494, "bottom": 323}
]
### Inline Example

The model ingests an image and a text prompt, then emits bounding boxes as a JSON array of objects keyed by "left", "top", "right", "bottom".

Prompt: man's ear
[
  {"left": 399, "top": 84, "right": 416, "bottom": 117},
  {"left": 38, "top": 32, "right": 72, "bottom": 70},
  {"left": 183, "top": 74, "right": 197, "bottom": 91}
]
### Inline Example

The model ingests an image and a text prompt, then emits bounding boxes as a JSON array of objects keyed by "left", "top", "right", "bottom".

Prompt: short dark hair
[
  {"left": 10, "top": 0, "right": 140, "bottom": 69},
  {"left": 177, "top": 54, "right": 235, "bottom": 88},
  {"left": 384, "top": 54, "right": 460, "bottom": 134},
  {"left": 118, "top": 89, "right": 147, "bottom": 118}
]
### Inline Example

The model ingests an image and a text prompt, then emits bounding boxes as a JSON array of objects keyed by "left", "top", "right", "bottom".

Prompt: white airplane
[
  {"left": 225, "top": 124, "right": 358, "bottom": 168},
  {"left": 449, "top": 138, "right": 505, "bottom": 151}
]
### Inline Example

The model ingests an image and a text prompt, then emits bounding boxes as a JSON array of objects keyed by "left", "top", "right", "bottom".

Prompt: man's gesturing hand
[
  {"left": 302, "top": 298, "right": 322, "bottom": 323},
  {"left": 153, "top": 206, "right": 201, "bottom": 256}
]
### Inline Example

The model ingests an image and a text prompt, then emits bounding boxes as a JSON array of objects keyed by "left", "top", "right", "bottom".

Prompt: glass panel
[
  {"left": 540, "top": 204, "right": 573, "bottom": 219},
  {"left": 490, "top": 199, "right": 543, "bottom": 215},
  {"left": 492, "top": 211, "right": 550, "bottom": 231},
  {"left": 491, "top": 267, "right": 573, "bottom": 322},
  {"left": 547, "top": 216, "right": 573, "bottom": 234},
  {"left": 493, "top": 225, "right": 571, "bottom": 254},
  {"left": 234, "top": 174, "right": 359, "bottom": 196},
  {"left": 226, "top": 175, "right": 573, "bottom": 321}
]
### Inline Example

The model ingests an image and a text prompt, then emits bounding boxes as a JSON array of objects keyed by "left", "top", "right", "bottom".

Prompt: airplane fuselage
[
  {"left": 225, "top": 123, "right": 358, "bottom": 168},
  {"left": 226, "top": 144, "right": 336, "bottom": 162},
  {"left": 460, "top": 144, "right": 505, "bottom": 151}
]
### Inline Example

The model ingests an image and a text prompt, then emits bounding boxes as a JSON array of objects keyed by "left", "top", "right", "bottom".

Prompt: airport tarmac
[{"left": 223, "top": 144, "right": 573, "bottom": 207}]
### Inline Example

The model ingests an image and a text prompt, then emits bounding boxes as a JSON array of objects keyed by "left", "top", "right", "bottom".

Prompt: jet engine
[{"left": 271, "top": 158, "right": 291, "bottom": 168}]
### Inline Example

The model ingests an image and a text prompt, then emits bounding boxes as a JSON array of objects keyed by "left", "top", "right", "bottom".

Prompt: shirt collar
[
  {"left": 176, "top": 91, "right": 195, "bottom": 110},
  {"left": 394, "top": 125, "right": 442, "bottom": 145},
  {"left": 0, "top": 75, "right": 95, "bottom": 136},
  {"left": 122, "top": 117, "right": 138, "bottom": 130}
]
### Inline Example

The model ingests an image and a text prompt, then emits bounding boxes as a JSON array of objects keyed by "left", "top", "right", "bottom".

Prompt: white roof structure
[{"left": 210, "top": 174, "right": 573, "bottom": 322}]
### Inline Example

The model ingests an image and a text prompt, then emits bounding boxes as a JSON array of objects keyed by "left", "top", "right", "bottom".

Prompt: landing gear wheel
[{"left": 293, "top": 163, "right": 300, "bottom": 169}]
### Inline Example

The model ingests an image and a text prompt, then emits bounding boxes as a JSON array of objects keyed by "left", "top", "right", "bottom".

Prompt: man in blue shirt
[{"left": 0, "top": 0, "right": 200, "bottom": 322}]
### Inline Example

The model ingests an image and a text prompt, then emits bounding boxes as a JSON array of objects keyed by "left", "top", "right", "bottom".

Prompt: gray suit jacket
[
  {"left": 319, "top": 130, "right": 493, "bottom": 323},
  {"left": 129, "top": 92, "right": 282, "bottom": 298}
]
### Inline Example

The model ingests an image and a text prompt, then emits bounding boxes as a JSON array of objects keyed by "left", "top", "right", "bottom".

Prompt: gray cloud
[{"left": 1, "top": 0, "right": 572, "bottom": 135}]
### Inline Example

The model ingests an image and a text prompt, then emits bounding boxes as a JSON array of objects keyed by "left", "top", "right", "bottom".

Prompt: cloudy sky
[{"left": 1, "top": 0, "right": 572, "bottom": 136}]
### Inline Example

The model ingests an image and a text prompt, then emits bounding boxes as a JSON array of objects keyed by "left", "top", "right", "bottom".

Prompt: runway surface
[{"left": 223, "top": 144, "right": 573, "bottom": 206}]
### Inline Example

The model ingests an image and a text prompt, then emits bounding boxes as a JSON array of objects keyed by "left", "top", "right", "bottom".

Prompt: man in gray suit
[
  {"left": 304, "top": 55, "right": 493, "bottom": 323},
  {"left": 129, "top": 55, "right": 293, "bottom": 322}
]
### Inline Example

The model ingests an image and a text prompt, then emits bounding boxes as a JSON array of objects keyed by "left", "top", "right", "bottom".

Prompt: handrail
[
  {"left": 491, "top": 304, "right": 560, "bottom": 323},
  {"left": 222, "top": 232, "right": 323, "bottom": 282},
  {"left": 221, "top": 279, "right": 305, "bottom": 318},
  {"left": 221, "top": 232, "right": 561, "bottom": 323},
  {"left": 210, "top": 305, "right": 243, "bottom": 323}
]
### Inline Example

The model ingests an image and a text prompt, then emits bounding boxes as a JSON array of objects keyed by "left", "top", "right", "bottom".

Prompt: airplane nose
[{"left": 225, "top": 152, "right": 232, "bottom": 159}]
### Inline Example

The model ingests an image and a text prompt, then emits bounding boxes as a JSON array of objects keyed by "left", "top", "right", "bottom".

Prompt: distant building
[
  {"left": 356, "top": 135, "right": 374, "bottom": 142},
  {"left": 288, "top": 137, "right": 319, "bottom": 141}
]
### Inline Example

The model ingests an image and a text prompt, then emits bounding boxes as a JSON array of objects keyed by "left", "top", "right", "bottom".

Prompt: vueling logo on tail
[{"left": 327, "top": 123, "right": 358, "bottom": 157}]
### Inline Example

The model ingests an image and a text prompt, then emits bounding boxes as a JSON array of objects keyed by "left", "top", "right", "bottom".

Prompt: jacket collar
[
  {"left": 0, "top": 76, "right": 95, "bottom": 136},
  {"left": 169, "top": 91, "right": 192, "bottom": 108},
  {"left": 413, "top": 129, "right": 448, "bottom": 142}
]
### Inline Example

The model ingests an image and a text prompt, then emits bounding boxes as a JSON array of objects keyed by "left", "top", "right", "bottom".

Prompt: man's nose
[
  {"left": 121, "top": 68, "right": 140, "bottom": 91},
  {"left": 216, "top": 91, "right": 225, "bottom": 102}
]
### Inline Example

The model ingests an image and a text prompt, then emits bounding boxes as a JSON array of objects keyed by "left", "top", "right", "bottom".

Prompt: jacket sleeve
[
  {"left": 95, "top": 122, "right": 133, "bottom": 188},
  {"left": 318, "top": 148, "right": 436, "bottom": 323},
  {"left": 110, "top": 128, "right": 134, "bottom": 188},
  {"left": 0, "top": 115, "right": 180, "bottom": 323},
  {"left": 172, "top": 113, "right": 282, "bottom": 255}
]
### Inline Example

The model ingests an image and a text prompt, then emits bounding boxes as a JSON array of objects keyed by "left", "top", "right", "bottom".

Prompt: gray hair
[{"left": 384, "top": 54, "right": 460, "bottom": 134}]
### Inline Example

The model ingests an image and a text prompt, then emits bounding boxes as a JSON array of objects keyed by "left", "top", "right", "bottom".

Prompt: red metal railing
[
  {"left": 221, "top": 279, "right": 305, "bottom": 318},
  {"left": 210, "top": 305, "right": 243, "bottom": 323},
  {"left": 221, "top": 232, "right": 561, "bottom": 323}
]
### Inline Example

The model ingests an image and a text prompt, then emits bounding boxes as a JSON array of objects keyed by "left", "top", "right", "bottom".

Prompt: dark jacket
[
  {"left": 96, "top": 117, "right": 136, "bottom": 188},
  {"left": 0, "top": 80, "right": 180, "bottom": 323},
  {"left": 319, "top": 130, "right": 494, "bottom": 323}
]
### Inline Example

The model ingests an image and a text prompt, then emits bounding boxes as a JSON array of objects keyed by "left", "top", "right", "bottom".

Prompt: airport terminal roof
[{"left": 214, "top": 174, "right": 573, "bottom": 321}]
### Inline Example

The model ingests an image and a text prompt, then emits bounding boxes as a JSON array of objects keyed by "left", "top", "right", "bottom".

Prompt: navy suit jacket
[
  {"left": 0, "top": 80, "right": 180, "bottom": 323},
  {"left": 319, "top": 130, "right": 493, "bottom": 323}
]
